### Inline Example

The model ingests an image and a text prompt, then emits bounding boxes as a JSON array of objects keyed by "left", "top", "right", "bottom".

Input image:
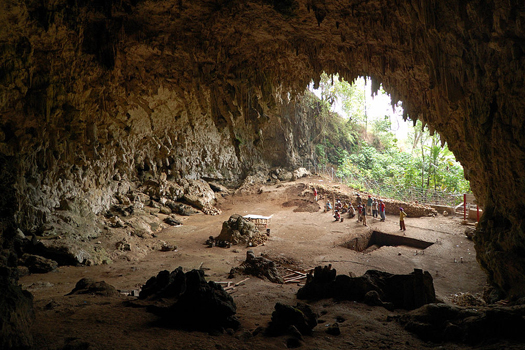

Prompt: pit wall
[{"left": 343, "top": 231, "right": 434, "bottom": 252}]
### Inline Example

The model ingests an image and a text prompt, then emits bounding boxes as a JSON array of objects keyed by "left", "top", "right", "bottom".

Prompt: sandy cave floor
[{"left": 20, "top": 176, "right": 507, "bottom": 350}]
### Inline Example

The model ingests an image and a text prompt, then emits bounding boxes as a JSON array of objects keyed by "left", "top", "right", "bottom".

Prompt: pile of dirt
[{"left": 282, "top": 199, "right": 320, "bottom": 213}]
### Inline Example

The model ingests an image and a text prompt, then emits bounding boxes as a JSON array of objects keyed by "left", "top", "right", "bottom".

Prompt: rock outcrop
[
  {"left": 297, "top": 265, "right": 436, "bottom": 311},
  {"left": 400, "top": 303, "right": 525, "bottom": 345},
  {"left": 216, "top": 214, "right": 260, "bottom": 246},
  {"left": 265, "top": 302, "right": 318, "bottom": 337},
  {"left": 0, "top": 261, "right": 34, "bottom": 350},
  {"left": 140, "top": 268, "right": 240, "bottom": 332}
]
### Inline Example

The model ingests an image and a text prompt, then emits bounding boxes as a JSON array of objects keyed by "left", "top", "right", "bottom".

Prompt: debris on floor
[{"left": 229, "top": 250, "right": 283, "bottom": 283}]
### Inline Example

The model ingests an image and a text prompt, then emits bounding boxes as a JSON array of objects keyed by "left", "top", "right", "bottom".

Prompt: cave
[
  {"left": 343, "top": 230, "right": 434, "bottom": 253},
  {"left": 2, "top": 0, "right": 525, "bottom": 348}
]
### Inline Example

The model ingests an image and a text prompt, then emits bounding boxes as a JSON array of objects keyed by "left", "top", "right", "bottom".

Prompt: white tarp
[{"left": 243, "top": 214, "right": 273, "bottom": 220}]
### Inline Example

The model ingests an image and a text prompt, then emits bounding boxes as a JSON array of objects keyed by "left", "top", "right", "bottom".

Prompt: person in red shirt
[{"left": 379, "top": 200, "right": 386, "bottom": 222}]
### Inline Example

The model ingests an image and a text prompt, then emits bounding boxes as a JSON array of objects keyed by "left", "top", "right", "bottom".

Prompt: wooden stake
[{"left": 235, "top": 278, "right": 250, "bottom": 286}]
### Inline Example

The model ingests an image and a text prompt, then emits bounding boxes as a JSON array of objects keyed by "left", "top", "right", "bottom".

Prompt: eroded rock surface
[
  {"left": 2, "top": 0, "right": 525, "bottom": 346},
  {"left": 216, "top": 214, "right": 260, "bottom": 246},
  {"left": 265, "top": 302, "right": 318, "bottom": 337},
  {"left": 400, "top": 303, "right": 525, "bottom": 345},
  {"left": 141, "top": 268, "right": 240, "bottom": 332},
  {"left": 297, "top": 265, "right": 436, "bottom": 311}
]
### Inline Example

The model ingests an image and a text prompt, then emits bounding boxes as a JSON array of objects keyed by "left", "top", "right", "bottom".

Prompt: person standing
[
  {"left": 313, "top": 188, "right": 318, "bottom": 201},
  {"left": 399, "top": 207, "right": 407, "bottom": 231},
  {"left": 362, "top": 205, "right": 368, "bottom": 226},
  {"left": 367, "top": 195, "right": 373, "bottom": 216},
  {"left": 372, "top": 199, "right": 378, "bottom": 218},
  {"left": 356, "top": 194, "right": 362, "bottom": 206},
  {"left": 379, "top": 200, "right": 386, "bottom": 222}
]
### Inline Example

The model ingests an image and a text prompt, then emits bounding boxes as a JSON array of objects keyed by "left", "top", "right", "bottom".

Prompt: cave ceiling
[{"left": 3, "top": 0, "right": 524, "bottom": 204}]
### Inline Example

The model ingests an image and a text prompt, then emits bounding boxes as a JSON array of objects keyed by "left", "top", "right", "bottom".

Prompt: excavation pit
[{"left": 343, "top": 231, "right": 434, "bottom": 253}]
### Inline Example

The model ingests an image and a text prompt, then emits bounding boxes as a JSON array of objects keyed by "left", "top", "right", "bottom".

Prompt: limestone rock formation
[
  {"left": 19, "top": 253, "right": 58, "bottom": 274},
  {"left": 400, "top": 303, "right": 525, "bottom": 345},
  {"left": 2, "top": 0, "right": 525, "bottom": 345},
  {"left": 265, "top": 302, "right": 318, "bottom": 337},
  {"left": 141, "top": 268, "right": 240, "bottom": 332},
  {"left": 297, "top": 265, "right": 436, "bottom": 311},
  {"left": 216, "top": 214, "right": 260, "bottom": 245},
  {"left": 0, "top": 263, "right": 34, "bottom": 350}
]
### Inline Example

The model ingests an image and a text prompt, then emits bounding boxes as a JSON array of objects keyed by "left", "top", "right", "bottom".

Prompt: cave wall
[
  {"left": 1, "top": 0, "right": 325, "bottom": 234},
  {"left": 2, "top": 1, "right": 525, "bottom": 344}
]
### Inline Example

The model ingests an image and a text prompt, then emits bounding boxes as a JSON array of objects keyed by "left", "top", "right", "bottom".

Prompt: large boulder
[
  {"left": 67, "top": 278, "right": 120, "bottom": 297},
  {"left": 266, "top": 302, "right": 318, "bottom": 337},
  {"left": 140, "top": 179, "right": 184, "bottom": 201},
  {"left": 144, "top": 269, "right": 240, "bottom": 331},
  {"left": 19, "top": 254, "right": 58, "bottom": 274},
  {"left": 180, "top": 179, "right": 217, "bottom": 210},
  {"left": 27, "top": 239, "right": 92, "bottom": 266}
]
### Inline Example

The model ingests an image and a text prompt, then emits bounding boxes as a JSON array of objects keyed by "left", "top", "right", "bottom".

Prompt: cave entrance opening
[
  {"left": 309, "top": 73, "right": 470, "bottom": 207},
  {"left": 341, "top": 230, "right": 434, "bottom": 254}
]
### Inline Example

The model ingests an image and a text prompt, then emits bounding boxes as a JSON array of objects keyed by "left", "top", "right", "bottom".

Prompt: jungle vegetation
[{"left": 304, "top": 73, "right": 471, "bottom": 200}]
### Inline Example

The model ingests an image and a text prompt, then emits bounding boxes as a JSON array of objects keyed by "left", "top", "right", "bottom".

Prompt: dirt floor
[{"left": 20, "top": 176, "right": 498, "bottom": 350}]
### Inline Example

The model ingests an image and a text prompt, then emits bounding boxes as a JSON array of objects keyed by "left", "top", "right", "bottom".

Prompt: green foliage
[
  {"left": 308, "top": 73, "right": 471, "bottom": 199},
  {"left": 302, "top": 90, "right": 357, "bottom": 166}
]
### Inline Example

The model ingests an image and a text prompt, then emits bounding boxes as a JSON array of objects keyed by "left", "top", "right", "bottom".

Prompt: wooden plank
[
  {"left": 234, "top": 278, "right": 250, "bottom": 286},
  {"left": 284, "top": 278, "right": 306, "bottom": 283}
]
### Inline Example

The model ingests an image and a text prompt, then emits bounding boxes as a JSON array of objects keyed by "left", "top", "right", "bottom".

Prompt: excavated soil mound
[{"left": 282, "top": 199, "right": 320, "bottom": 213}]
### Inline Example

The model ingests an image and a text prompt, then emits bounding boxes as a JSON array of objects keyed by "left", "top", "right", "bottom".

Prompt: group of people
[
  {"left": 354, "top": 195, "right": 386, "bottom": 226},
  {"left": 320, "top": 190, "right": 408, "bottom": 231},
  {"left": 329, "top": 199, "right": 350, "bottom": 222},
  {"left": 325, "top": 194, "right": 386, "bottom": 225}
]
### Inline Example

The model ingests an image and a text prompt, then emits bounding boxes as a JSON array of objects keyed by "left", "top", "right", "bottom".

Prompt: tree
[{"left": 308, "top": 72, "right": 471, "bottom": 198}]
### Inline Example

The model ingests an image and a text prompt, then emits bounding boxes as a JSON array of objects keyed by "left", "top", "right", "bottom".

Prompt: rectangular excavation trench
[{"left": 342, "top": 231, "right": 434, "bottom": 253}]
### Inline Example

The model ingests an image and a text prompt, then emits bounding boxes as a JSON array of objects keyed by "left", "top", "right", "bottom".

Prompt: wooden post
[{"left": 464, "top": 194, "right": 467, "bottom": 221}]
